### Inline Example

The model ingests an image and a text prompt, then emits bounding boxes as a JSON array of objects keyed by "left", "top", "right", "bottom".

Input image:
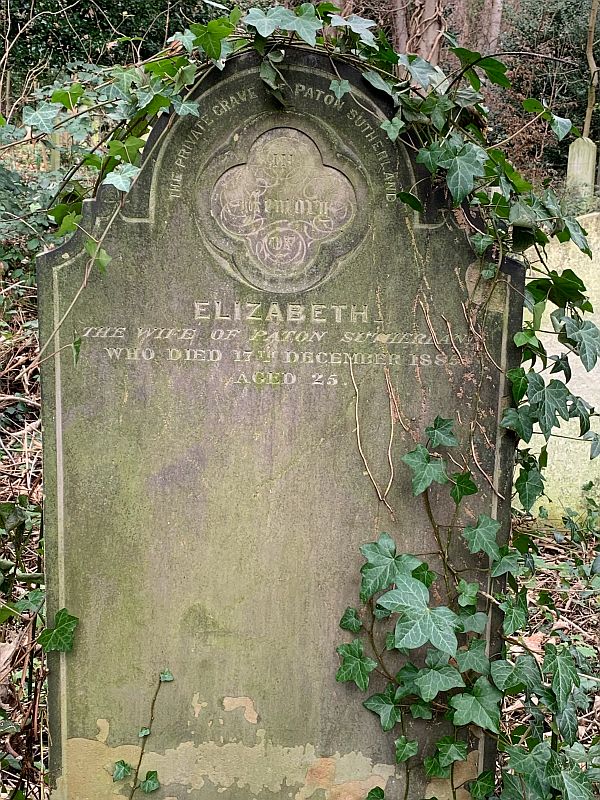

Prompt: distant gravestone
[
  {"left": 566, "top": 137, "right": 597, "bottom": 199},
  {"left": 39, "top": 50, "right": 523, "bottom": 800}
]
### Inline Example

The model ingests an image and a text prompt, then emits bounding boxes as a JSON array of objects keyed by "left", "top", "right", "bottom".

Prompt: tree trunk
[
  {"left": 478, "top": 0, "right": 504, "bottom": 53},
  {"left": 583, "top": 0, "right": 599, "bottom": 138},
  {"left": 391, "top": 0, "right": 445, "bottom": 64}
]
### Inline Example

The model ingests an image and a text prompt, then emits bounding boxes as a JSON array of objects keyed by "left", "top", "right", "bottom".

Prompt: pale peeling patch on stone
[
  {"left": 53, "top": 739, "right": 140, "bottom": 800},
  {"left": 295, "top": 753, "right": 393, "bottom": 800},
  {"left": 95, "top": 718, "right": 110, "bottom": 743},
  {"left": 57, "top": 734, "right": 394, "bottom": 799},
  {"left": 223, "top": 695, "right": 258, "bottom": 723},
  {"left": 191, "top": 692, "right": 208, "bottom": 718},
  {"left": 424, "top": 749, "right": 479, "bottom": 800},
  {"left": 465, "top": 262, "right": 506, "bottom": 313}
]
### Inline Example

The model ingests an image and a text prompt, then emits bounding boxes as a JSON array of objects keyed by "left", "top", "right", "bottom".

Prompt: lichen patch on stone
[{"left": 54, "top": 734, "right": 395, "bottom": 799}]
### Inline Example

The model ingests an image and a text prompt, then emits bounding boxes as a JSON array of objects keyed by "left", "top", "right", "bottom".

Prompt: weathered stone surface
[
  {"left": 38, "top": 49, "right": 523, "bottom": 800},
  {"left": 566, "top": 137, "right": 597, "bottom": 199}
]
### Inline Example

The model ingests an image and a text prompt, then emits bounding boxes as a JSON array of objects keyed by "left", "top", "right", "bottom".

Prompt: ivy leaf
[
  {"left": 450, "top": 471, "right": 478, "bottom": 505},
  {"left": 51, "top": 83, "right": 84, "bottom": 110},
  {"left": 395, "top": 736, "right": 419, "bottom": 763},
  {"left": 401, "top": 444, "right": 448, "bottom": 495},
  {"left": 507, "top": 367, "right": 528, "bottom": 403},
  {"left": 15, "top": 588, "right": 45, "bottom": 614},
  {"left": 500, "top": 589, "right": 528, "bottom": 636},
  {"left": 543, "top": 643, "right": 579, "bottom": 710},
  {"left": 397, "top": 191, "right": 423, "bottom": 211},
  {"left": 469, "top": 771, "right": 495, "bottom": 800},
  {"left": 138, "top": 727, "right": 151, "bottom": 737},
  {"left": 455, "top": 637, "right": 489, "bottom": 674},
  {"left": 514, "top": 654, "right": 544, "bottom": 693},
  {"left": 395, "top": 662, "right": 420, "bottom": 695},
  {"left": 394, "top": 605, "right": 458, "bottom": 656},
  {"left": 167, "top": 29, "right": 196, "bottom": 52},
  {"left": 398, "top": 54, "right": 446, "bottom": 90},
  {"left": 84, "top": 239, "right": 112, "bottom": 273},
  {"left": 562, "top": 217, "right": 592, "bottom": 258},
  {"left": 583, "top": 431, "right": 600, "bottom": 459},
  {"left": 107, "top": 135, "right": 145, "bottom": 163},
  {"left": 514, "top": 329, "right": 541, "bottom": 350},
  {"left": 172, "top": 97, "right": 200, "bottom": 117},
  {"left": 445, "top": 142, "right": 488, "bottom": 204},
  {"left": 557, "top": 696, "right": 579, "bottom": 746},
  {"left": 329, "top": 13, "right": 377, "bottom": 47},
  {"left": 363, "top": 683, "right": 402, "bottom": 731},
  {"left": 38, "top": 608, "right": 79, "bottom": 652},
  {"left": 500, "top": 406, "right": 534, "bottom": 443},
  {"left": 362, "top": 70, "right": 394, "bottom": 97},
  {"left": 425, "top": 416, "right": 458, "bottom": 447},
  {"left": 336, "top": 639, "right": 378, "bottom": 691},
  {"left": 549, "top": 353, "right": 572, "bottom": 383},
  {"left": 23, "top": 102, "right": 62, "bottom": 133},
  {"left": 490, "top": 550, "right": 522, "bottom": 578},
  {"left": 569, "top": 396, "right": 591, "bottom": 436},
  {"left": 329, "top": 79, "right": 351, "bottom": 99},
  {"left": 243, "top": 7, "right": 293, "bottom": 37},
  {"left": 259, "top": 60, "right": 281, "bottom": 91},
  {"left": 515, "top": 465, "right": 544, "bottom": 511},
  {"left": 462, "top": 514, "right": 501, "bottom": 561},
  {"left": 359, "top": 532, "right": 420, "bottom": 601},
  {"left": 424, "top": 754, "right": 451, "bottom": 778},
  {"left": 412, "top": 562, "right": 436, "bottom": 588},
  {"left": 416, "top": 141, "right": 445, "bottom": 173},
  {"left": 380, "top": 116, "right": 405, "bottom": 142},
  {"left": 102, "top": 163, "right": 141, "bottom": 192},
  {"left": 457, "top": 611, "right": 488, "bottom": 634},
  {"left": 113, "top": 760, "right": 133, "bottom": 781},
  {"left": 562, "top": 318, "right": 600, "bottom": 372},
  {"left": 507, "top": 742, "right": 551, "bottom": 776},
  {"left": 160, "top": 668, "right": 174, "bottom": 682},
  {"left": 140, "top": 771, "right": 160, "bottom": 793},
  {"left": 490, "top": 660, "right": 525, "bottom": 693},
  {"left": 457, "top": 579, "right": 478, "bottom": 608},
  {"left": 562, "top": 768, "right": 595, "bottom": 800},
  {"left": 366, "top": 789, "right": 385, "bottom": 800},
  {"left": 339, "top": 607, "right": 362, "bottom": 633},
  {"left": 286, "top": 4, "right": 322, "bottom": 46},
  {"left": 414, "top": 660, "right": 464, "bottom": 702},
  {"left": 410, "top": 700, "right": 433, "bottom": 719},
  {"left": 470, "top": 232, "right": 494, "bottom": 256},
  {"left": 549, "top": 113, "right": 572, "bottom": 141},
  {"left": 449, "top": 677, "right": 502, "bottom": 733},
  {"left": 436, "top": 736, "right": 468, "bottom": 767},
  {"left": 378, "top": 573, "right": 430, "bottom": 612}
]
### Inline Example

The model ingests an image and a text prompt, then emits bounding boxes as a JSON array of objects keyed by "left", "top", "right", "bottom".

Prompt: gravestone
[
  {"left": 38, "top": 49, "right": 523, "bottom": 800},
  {"left": 566, "top": 137, "right": 597, "bottom": 200}
]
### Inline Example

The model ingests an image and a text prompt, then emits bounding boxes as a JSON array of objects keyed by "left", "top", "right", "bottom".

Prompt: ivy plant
[{"left": 337, "top": 419, "right": 599, "bottom": 799}]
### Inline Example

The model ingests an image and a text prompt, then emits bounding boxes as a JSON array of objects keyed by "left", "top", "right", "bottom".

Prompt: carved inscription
[
  {"left": 210, "top": 129, "right": 357, "bottom": 292},
  {"left": 79, "top": 294, "right": 469, "bottom": 389}
]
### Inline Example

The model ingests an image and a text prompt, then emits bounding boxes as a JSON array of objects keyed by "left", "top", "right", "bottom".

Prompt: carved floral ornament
[{"left": 208, "top": 127, "right": 362, "bottom": 293}]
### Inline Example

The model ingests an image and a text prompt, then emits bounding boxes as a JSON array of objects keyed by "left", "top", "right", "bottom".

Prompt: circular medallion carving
[{"left": 202, "top": 126, "right": 366, "bottom": 293}]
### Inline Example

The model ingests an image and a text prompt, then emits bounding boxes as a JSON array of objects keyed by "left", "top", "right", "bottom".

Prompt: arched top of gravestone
[{"left": 44, "top": 48, "right": 465, "bottom": 296}]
